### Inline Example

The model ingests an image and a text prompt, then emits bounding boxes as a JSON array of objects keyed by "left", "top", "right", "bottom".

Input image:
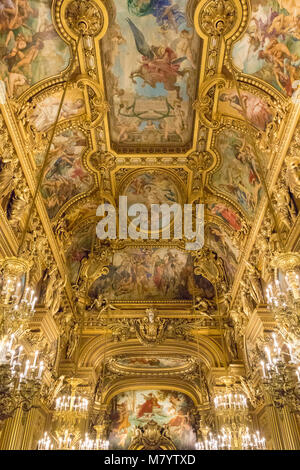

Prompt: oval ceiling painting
[{"left": 121, "top": 170, "right": 182, "bottom": 232}]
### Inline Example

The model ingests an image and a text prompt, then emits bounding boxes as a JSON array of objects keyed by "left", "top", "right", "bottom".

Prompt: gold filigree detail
[
  {"left": 200, "top": 0, "right": 236, "bottom": 36},
  {"left": 65, "top": 0, "right": 104, "bottom": 36}
]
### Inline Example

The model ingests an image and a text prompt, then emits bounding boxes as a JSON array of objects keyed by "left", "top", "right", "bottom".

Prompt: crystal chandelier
[
  {"left": 196, "top": 377, "right": 266, "bottom": 450},
  {"left": 79, "top": 434, "right": 109, "bottom": 450},
  {"left": 214, "top": 378, "right": 249, "bottom": 449},
  {"left": 267, "top": 252, "right": 300, "bottom": 345},
  {"left": 196, "top": 426, "right": 266, "bottom": 451},
  {"left": 52, "top": 378, "right": 89, "bottom": 437},
  {"left": 0, "top": 335, "right": 44, "bottom": 424},
  {"left": 38, "top": 431, "right": 109, "bottom": 450},
  {"left": 195, "top": 429, "right": 231, "bottom": 450},
  {"left": 0, "top": 257, "right": 37, "bottom": 336},
  {"left": 241, "top": 428, "right": 266, "bottom": 450},
  {"left": 260, "top": 333, "right": 300, "bottom": 410}
]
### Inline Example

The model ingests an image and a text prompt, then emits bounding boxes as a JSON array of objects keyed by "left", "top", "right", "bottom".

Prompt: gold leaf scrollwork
[
  {"left": 65, "top": 0, "right": 104, "bottom": 36},
  {"left": 199, "top": 0, "right": 237, "bottom": 36}
]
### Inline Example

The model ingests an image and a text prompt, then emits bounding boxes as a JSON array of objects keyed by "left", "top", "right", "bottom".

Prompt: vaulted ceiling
[{"left": 0, "top": 0, "right": 299, "bottom": 373}]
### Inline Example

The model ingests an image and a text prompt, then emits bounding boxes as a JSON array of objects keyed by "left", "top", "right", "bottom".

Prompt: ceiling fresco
[
  {"left": 28, "top": 88, "right": 86, "bottom": 134},
  {"left": 119, "top": 169, "right": 183, "bottom": 231},
  {"left": 109, "top": 390, "right": 196, "bottom": 450},
  {"left": 217, "top": 87, "right": 274, "bottom": 131},
  {"left": 1, "top": 0, "right": 292, "bottom": 311},
  {"left": 89, "top": 247, "right": 215, "bottom": 302},
  {"left": 114, "top": 355, "right": 191, "bottom": 369},
  {"left": 0, "top": 0, "right": 70, "bottom": 98},
  {"left": 0, "top": 0, "right": 299, "bottom": 447},
  {"left": 206, "top": 202, "right": 242, "bottom": 231},
  {"left": 40, "top": 128, "right": 94, "bottom": 219},
  {"left": 232, "top": 0, "right": 300, "bottom": 98},
  {"left": 101, "top": 0, "right": 200, "bottom": 153},
  {"left": 211, "top": 128, "right": 263, "bottom": 218}
]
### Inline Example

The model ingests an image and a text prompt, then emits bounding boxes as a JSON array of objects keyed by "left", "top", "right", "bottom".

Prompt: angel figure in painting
[
  {"left": 128, "top": 0, "right": 185, "bottom": 32},
  {"left": 127, "top": 18, "right": 187, "bottom": 100}
]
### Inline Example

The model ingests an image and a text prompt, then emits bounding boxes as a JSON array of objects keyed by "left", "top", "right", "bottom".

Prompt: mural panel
[
  {"left": 211, "top": 129, "right": 262, "bottom": 217},
  {"left": 109, "top": 390, "right": 196, "bottom": 450},
  {"left": 233, "top": 0, "right": 300, "bottom": 98},
  {"left": 89, "top": 247, "right": 215, "bottom": 301},
  {"left": 218, "top": 88, "right": 274, "bottom": 131},
  {"left": 207, "top": 202, "right": 242, "bottom": 231},
  {"left": 40, "top": 129, "right": 93, "bottom": 219},
  {"left": 115, "top": 355, "right": 189, "bottom": 369},
  {"left": 0, "top": 0, "right": 70, "bottom": 98},
  {"left": 121, "top": 170, "right": 181, "bottom": 230},
  {"left": 29, "top": 89, "right": 85, "bottom": 134},
  {"left": 101, "top": 0, "right": 200, "bottom": 148}
]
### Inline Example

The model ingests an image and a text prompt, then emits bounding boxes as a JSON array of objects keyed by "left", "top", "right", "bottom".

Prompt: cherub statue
[
  {"left": 89, "top": 293, "right": 117, "bottom": 319},
  {"left": 194, "top": 296, "right": 215, "bottom": 317}
]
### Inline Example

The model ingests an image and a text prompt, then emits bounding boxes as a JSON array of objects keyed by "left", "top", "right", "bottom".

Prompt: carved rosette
[
  {"left": 199, "top": 0, "right": 237, "bottom": 36},
  {"left": 65, "top": 0, "right": 104, "bottom": 36}
]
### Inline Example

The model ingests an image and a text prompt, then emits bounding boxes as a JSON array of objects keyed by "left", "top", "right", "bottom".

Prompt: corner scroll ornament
[
  {"left": 134, "top": 309, "right": 167, "bottom": 347},
  {"left": 193, "top": 75, "right": 226, "bottom": 129},
  {"left": 65, "top": 0, "right": 105, "bottom": 37},
  {"left": 77, "top": 76, "right": 110, "bottom": 129},
  {"left": 199, "top": 0, "right": 237, "bottom": 36}
]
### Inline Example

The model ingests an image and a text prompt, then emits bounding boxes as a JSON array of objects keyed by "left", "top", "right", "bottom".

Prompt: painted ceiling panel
[
  {"left": 211, "top": 128, "right": 263, "bottom": 218},
  {"left": 101, "top": 0, "right": 201, "bottom": 152},
  {"left": 40, "top": 128, "right": 93, "bottom": 219},
  {"left": 0, "top": 0, "right": 70, "bottom": 98},
  {"left": 232, "top": 0, "right": 300, "bottom": 98},
  {"left": 89, "top": 247, "right": 215, "bottom": 301}
]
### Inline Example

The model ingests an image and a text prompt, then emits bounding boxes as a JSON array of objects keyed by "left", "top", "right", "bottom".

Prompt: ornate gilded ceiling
[
  {"left": 0, "top": 0, "right": 299, "bottom": 415},
  {"left": 0, "top": 0, "right": 299, "bottom": 299}
]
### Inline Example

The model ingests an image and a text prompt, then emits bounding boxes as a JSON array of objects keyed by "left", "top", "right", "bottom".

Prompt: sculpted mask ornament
[{"left": 134, "top": 309, "right": 167, "bottom": 347}]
